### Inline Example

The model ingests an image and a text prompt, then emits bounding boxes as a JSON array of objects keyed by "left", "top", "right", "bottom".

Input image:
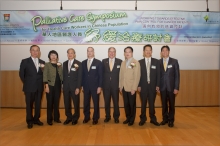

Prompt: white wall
[{"left": 0, "top": 0, "right": 219, "bottom": 70}]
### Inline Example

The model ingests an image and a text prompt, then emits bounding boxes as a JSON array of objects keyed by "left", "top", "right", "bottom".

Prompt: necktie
[
  {"left": 164, "top": 59, "right": 167, "bottom": 71},
  {"left": 87, "top": 59, "right": 91, "bottom": 71},
  {"left": 68, "top": 60, "right": 71, "bottom": 73},
  {"left": 110, "top": 59, "right": 113, "bottom": 71},
  {"left": 147, "top": 58, "right": 150, "bottom": 82},
  {"left": 34, "top": 58, "right": 38, "bottom": 72}
]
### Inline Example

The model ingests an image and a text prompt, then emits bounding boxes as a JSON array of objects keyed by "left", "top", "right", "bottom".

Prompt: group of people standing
[{"left": 19, "top": 44, "right": 180, "bottom": 129}]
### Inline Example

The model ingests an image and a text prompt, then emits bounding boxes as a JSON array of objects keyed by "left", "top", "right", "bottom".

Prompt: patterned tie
[
  {"left": 164, "top": 58, "right": 167, "bottom": 71},
  {"left": 34, "top": 58, "right": 38, "bottom": 72},
  {"left": 110, "top": 59, "right": 113, "bottom": 71},
  {"left": 68, "top": 60, "right": 71, "bottom": 73},
  {"left": 87, "top": 59, "right": 91, "bottom": 71},
  {"left": 147, "top": 58, "right": 150, "bottom": 83}
]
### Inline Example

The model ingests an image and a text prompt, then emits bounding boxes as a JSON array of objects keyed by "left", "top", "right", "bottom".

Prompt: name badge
[
  {"left": 151, "top": 65, "right": 156, "bottom": 69},
  {"left": 168, "top": 65, "right": 172, "bottom": 68},
  {"left": 117, "top": 65, "right": 120, "bottom": 68},
  {"left": 128, "top": 66, "right": 132, "bottom": 69},
  {"left": 71, "top": 68, "right": 76, "bottom": 71},
  {"left": 91, "top": 66, "right": 96, "bottom": 69}
]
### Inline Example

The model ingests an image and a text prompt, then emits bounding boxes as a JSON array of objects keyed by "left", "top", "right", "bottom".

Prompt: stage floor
[{"left": 0, "top": 107, "right": 220, "bottom": 146}]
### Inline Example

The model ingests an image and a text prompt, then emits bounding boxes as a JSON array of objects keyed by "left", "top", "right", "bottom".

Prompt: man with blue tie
[
  {"left": 159, "top": 45, "right": 180, "bottom": 127},
  {"left": 82, "top": 47, "right": 103, "bottom": 125}
]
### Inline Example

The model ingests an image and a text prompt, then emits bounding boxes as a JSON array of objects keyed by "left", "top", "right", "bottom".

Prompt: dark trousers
[
  {"left": 24, "top": 90, "right": 43, "bottom": 124},
  {"left": 63, "top": 89, "right": 80, "bottom": 121},
  {"left": 160, "top": 89, "right": 175, "bottom": 122},
  {"left": 83, "top": 89, "right": 100, "bottom": 120},
  {"left": 122, "top": 88, "right": 136, "bottom": 123},
  {"left": 103, "top": 88, "right": 120, "bottom": 119},
  {"left": 46, "top": 85, "right": 61, "bottom": 123},
  {"left": 140, "top": 84, "right": 157, "bottom": 122}
]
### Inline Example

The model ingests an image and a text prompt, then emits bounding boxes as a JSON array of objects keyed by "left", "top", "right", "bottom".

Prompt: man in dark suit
[
  {"left": 82, "top": 47, "right": 103, "bottom": 125},
  {"left": 63, "top": 48, "right": 82, "bottom": 125},
  {"left": 19, "top": 45, "right": 45, "bottom": 129},
  {"left": 102, "top": 47, "right": 122, "bottom": 123},
  {"left": 159, "top": 45, "right": 180, "bottom": 127},
  {"left": 138, "top": 44, "right": 160, "bottom": 126}
]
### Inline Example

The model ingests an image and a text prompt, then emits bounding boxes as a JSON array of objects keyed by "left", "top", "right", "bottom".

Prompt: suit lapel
[
  {"left": 167, "top": 58, "right": 172, "bottom": 72},
  {"left": 29, "top": 57, "right": 37, "bottom": 72},
  {"left": 88, "top": 58, "right": 95, "bottom": 72},
  {"left": 106, "top": 59, "right": 110, "bottom": 72}
]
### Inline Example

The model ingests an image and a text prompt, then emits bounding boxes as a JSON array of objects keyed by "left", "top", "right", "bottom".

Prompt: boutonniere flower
[
  {"left": 71, "top": 64, "right": 79, "bottom": 71},
  {"left": 130, "top": 62, "right": 136, "bottom": 68},
  {"left": 74, "top": 64, "right": 79, "bottom": 70},
  {"left": 39, "top": 63, "right": 45, "bottom": 68},
  {"left": 57, "top": 62, "right": 62, "bottom": 67}
]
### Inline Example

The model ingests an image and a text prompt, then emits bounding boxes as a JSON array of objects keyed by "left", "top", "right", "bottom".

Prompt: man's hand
[
  {"left": 75, "top": 88, "right": 79, "bottom": 95},
  {"left": 174, "top": 89, "right": 179, "bottom": 94},
  {"left": 156, "top": 86, "right": 160, "bottom": 93},
  {"left": 137, "top": 87, "right": 141, "bottom": 92},
  {"left": 97, "top": 87, "right": 101, "bottom": 94},
  {"left": 131, "top": 90, "right": 135, "bottom": 95}
]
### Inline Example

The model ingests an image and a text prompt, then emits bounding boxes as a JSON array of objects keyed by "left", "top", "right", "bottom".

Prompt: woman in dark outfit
[{"left": 43, "top": 50, "right": 63, "bottom": 125}]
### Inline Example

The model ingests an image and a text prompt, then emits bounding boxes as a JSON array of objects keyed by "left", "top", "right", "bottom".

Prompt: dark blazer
[
  {"left": 19, "top": 57, "right": 45, "bottom": 92},
  {"left": 160, "top": 57, "right": 180, "bottom": 92},
  {"left": 82, "top": 58, "right": 102, "bottom": 91},
  {"left": 102, "top": 58, "right": 122, "bottom": 90},
  {"left": 63, "top": 59, "right": 82, "bottom": 91},
  {"left": 138, "top": 58, "right": 160, "bottom": 92}
]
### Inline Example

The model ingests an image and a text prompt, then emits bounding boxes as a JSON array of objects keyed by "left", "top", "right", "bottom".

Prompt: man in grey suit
[
  {"left": 63, "top": 48, "right": 82, "bottom": 125},
  {"left": 159, "top": 45, "right": 180, "bottom": 127},
  {"left": 102, "top": 47, "right": 122, "bottom": 123},
  {"left": 138, "top": 44, "right": 160, "bottom": 126}
]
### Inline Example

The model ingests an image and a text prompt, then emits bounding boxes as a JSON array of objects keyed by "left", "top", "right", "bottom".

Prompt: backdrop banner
[{"left": 0, "top": 10, "right": 219, "bottom": 45}]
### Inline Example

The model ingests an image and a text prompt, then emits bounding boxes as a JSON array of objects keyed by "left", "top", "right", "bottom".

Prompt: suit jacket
[
  {"left": 43, "top": 62, "right": 63, "bottom": 86},
  {"left": 160, "top": 57, "right": 180, "bottom": 92},
  {"left": 19, "top": 57, "right": 45, "bottom": 92},
  {"left": 102, "top": 58, "right": 122, "bottom": 90},
  {"left": 119, "top": 58, "right": 140, "bottom": 92},
  {"left": 82, "top": 58, "right": 103, "bottom": 91},
  {"left": 138, "top": 58, "right": 160, "bottom": 92},
  {"left": 63, "top": 59, "right": 82, "bottom": 91}
]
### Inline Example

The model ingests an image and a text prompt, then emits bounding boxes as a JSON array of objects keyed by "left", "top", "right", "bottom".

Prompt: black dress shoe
[
  {"left": 168, "top": 122, "right": 174, "bottom": 127},
  {"left": 160, "top": 120, "right": 168, "bottom": 125},
  {"left": 34, "top": 120, "right": 43, "bottom": 126},
  {"left": 27, "top": 123, "right": 33, "bottom": 129},
  {"left": 128, "top": 122, "right": 134, "bottom": 126},
  {"left": 54, "top": 120, "right": 61, "bottom": 123},
  {"left": 123, "top": 120, "right": 129, "bottom": 124},
  {"left": 47, "top": 122, "right": 53, "bottom": 126},
  {"left": 83, "top": 118, "right": 90, "bottom": 123},
  {"left": 92, "top": 120, "right": 98, "bottom": 125},
  {"left": 139, "top": 121, "right": 145, "bottom": 126},
  {"left": 63, "top": 119, "right": 72, "bottom": 125},
  {"left": 114, "top": 119, "right": 119, "bottom": 123},
  {"left": 72, "top": 120, "right": 78, "bottom": 125},
  {"left": 150, "top": 120, "right": 160, "bottom": 126},
  {"left": 104, "top": 118, "right": 111, "bottom": 123}
]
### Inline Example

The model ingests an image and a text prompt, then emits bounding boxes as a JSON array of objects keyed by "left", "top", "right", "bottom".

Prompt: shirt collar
[
  {"left": 109, "top": 58, "right": 115, "bottom": 62},
  {"left": 145, "top": 57, "right": 151, "bottom": 62},
  {"left": 163, "top": 57, "right": 169, "bottom": 62}
]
